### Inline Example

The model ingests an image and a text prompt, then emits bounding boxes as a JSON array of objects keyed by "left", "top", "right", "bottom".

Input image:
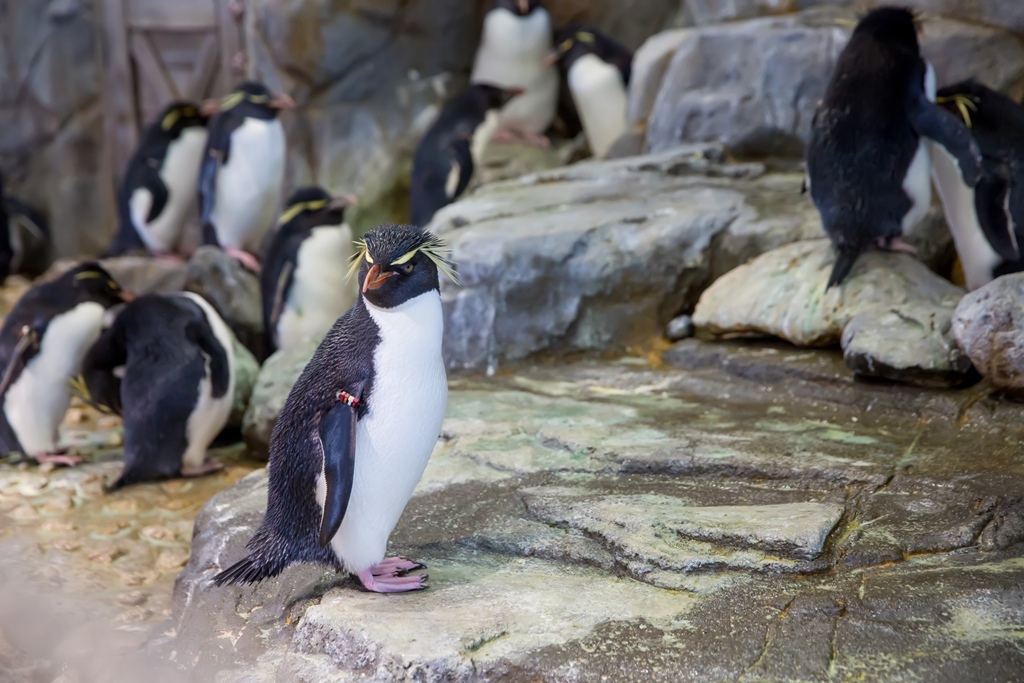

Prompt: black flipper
[
  {"left": 450, "top": 138, "right": 474, "bottom": 201},
  {"left": 188, "top": 317, "right": 230, "bottom": 399},
  {"left": 198, "top": 110, "right": 238, "bottom": 244},
  {"left": 0, "top": 325, "right": 40, "bottom": 397},
  {"left": 79, "top": 323, "right": 127, "bottom": 415},
  {"left": 317, "top": 379, "right": 367, "bottom": 547},
  {"left": 907, "top": 69, "right": 982, "bottom": 187},
  {"left": 974, "top": 158, "right": 1019, "bottom": 262},
  {"left": 141, "top": 164, "right": 170, "bottom": 223}
]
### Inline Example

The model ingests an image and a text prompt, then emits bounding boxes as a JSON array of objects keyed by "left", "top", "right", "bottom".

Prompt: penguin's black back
[
  {"left": 214, "top": 299, "right": 379, "bottom": 584},
  {"left": 89, "top": 295, "right": 221, "bottom": 489},
  {"left": 807, "top": 9, "right": 924, "bottom": 262},
  {"left": 0, "top": 175, "right": 12, "bottom": 283}
]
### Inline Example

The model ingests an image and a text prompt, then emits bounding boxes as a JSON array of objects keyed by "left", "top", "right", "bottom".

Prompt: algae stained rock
[{"left": 952, "top": 273, "right": 1024, "bottom": 393}]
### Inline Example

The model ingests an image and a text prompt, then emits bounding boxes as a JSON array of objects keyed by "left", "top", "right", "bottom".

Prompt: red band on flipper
[{"left": 337, "top": 391, "right": 360, "bottom": 408}]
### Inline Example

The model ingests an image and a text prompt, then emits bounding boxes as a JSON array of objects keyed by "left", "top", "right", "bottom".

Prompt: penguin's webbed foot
[
  {"left": 357, "top": 561, "right": 428, "bottom": 593},
  {"left": 180, "top": 460, "right": 225, "bottom": 478},
  {"left": 876, "top": 236, "right": 917, "bottom": 255},
  {"left": 225, "top": 247, "right": 262, "bottom": 274},
  {"left": 33, "top": 451, "right": 84, "bottom": 467},
  {"left": 491, "top": 128, "right": 551, "bottom": 149},
  {"left": 369, "top": 556, "right": 425, "bottom": 577}
]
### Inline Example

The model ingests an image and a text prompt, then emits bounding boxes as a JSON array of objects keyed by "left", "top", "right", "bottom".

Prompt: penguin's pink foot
[
  {"left": 518, "top": 130, "right": 551, "bottom": 149},
  {"left": 369, "top": 556, "right": 425, "bottom": 577},
  {"left": 357, "top": 568, "right": 428, "bottom": 593},
  {"left": 154, "top": 252, "right": 186, "bottom": 263},
  {"left": 490, "top": 128, "right": 551, "bottom": 149},
  {"left": 226, "top": 247, "right": 261, "bottom": 273},
  {"left": 180, "top": 461, "right": 224, "bottom": 478},
  {"left": 33, "top": 451, "right": 84, "bottom": 467},
  {"left": 877, "top": 236, "right": 917, "bottom": 255}
]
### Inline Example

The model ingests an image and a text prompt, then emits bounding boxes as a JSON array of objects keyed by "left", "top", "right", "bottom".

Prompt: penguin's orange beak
[
  {"left": 270, "top": 93, "right": 296, "bottom": 109},
  {"left": 120, "top": 290, "right": 136, "bottom": 303},
  {"left": 540, "top": 50, "right": 561, "bottom": 68},
  {"left": 329, "top": 194, "right": 358, "bottom": 211},
  {"left": 200, "top": 98, "right": 221, "bottom": 117},
  {"left": 518, "top": 0, "right": 529, "bottom": 13},
  {"left": 362, "top": 264, "right": 393, "bottom": 293}
]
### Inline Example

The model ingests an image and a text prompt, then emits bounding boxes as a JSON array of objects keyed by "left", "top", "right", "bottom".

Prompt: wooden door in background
[{"left": 99, "top": 0, "right": 245, "bottom": 184}]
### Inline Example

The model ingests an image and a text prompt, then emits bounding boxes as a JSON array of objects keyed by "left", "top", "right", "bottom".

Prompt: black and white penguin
[
  {"left": 77, "top": 292, "right": 236, "bottom": 490},
  {"left": 471, "top": 0, "right": 559, "bottom": 146},
  {"left": 106, "top": 102, "right": 210, "bottom": 258},
  {"left": 544, "top": 24, "right": 632, "bottom": 159},
  {"left": 806, "top": 7, "right": 982, "bottom": 289},
  {"left": 214, "top": 223, "right": 457, "bottom": 592},
  {"left": 0, "top": 263, "right": 131, "bottom": 465},
  {"left": 410, "top": 84, "right": 522, "bottom": 226},
  {"left": 931, "top": 80, "right": 1024, "bottom": 290},
  {"left": 261, "top": 187, "right": 357, "bottom": 354},
  {"left": 198, "top": 82, "right": 294, "bottom": 272}
]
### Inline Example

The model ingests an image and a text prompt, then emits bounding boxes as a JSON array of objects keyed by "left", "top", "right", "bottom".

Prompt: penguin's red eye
[{"left": 401, "top": 263, "right": 414, "bottom": 275}]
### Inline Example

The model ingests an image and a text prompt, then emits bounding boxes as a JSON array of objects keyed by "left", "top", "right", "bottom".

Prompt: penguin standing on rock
[
  {"left": 76, "top": 292, "right": 236, "bottom": 490},
  {"left": 199, "top": 82, "right": 294, "bottom": 272},
  {"left": 544, "top": 24, "right": 632, "bottom": 159},
  {"left": 410, "top": 84, "right": 522, "bottom": 226},
  {"left": 0, "top": 263, "right": 131, "bottom": 465},
  {"left": 261, "top": 187, "right": 358, "bottom": 354},
  {"left": 806, "top": 7, "right": 982, "bottom": 289},
  {"left": 106, "top": 102, "right": 210, "bottom": 259},
  {"left": 471, "top": 0, "right": 558, "bottom": 146},
  {"left": 931, "top": 80, "right": 1024, "bottom": 289},
  {"left": 214, "top": 223, "right": 456, "bottom": 592}
]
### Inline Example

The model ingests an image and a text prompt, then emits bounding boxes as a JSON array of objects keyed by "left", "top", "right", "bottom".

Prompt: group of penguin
[
  {"left": 807, "top": 6, "right": 1024, "bottom": 291},
  {"left": 411, "top": 0, "right": 633, "bottom": 226}
]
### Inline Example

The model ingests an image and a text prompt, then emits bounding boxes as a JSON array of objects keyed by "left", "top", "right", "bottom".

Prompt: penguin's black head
[
  {"left": 469, "top": 83, "right": 524, "bottom": 112},
  {"left": 61, "top": 262, "right": 133, "bottom": 308},
  {"left": 496, "top": 0, "right": 542, "bottom": 16},
  {"left": 544, "top": 24, "right": 613, "bottom": 69},
  {"left": 350, "top": 224, "right": 457, "bottom": 309},
  {"left": 854, "top": 7, "right": 921, "bottom": 50},
  {"left": 203, "top": 81, "right": 296, "bottom": 120},
  {"left": 157, "top": 101, "right": 209, "bottom": 136},
  {"left": 278, "top": 186, "right": 357, "bottom": 231}
]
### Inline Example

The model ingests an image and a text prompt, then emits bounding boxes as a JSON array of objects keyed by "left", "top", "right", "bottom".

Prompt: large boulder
[
  {"left": 952, "top": 274, "right": 1024, "bottom": 393},
  {"left": 635, "top": 8, "right": 1024, "bottom": 156},
  {"left": 241, "top": 335, "right": 319, "bottom": 457},
  {"left": 693, "top": 239, "right": 972, "bottom": 386},
  {"left": 430, "top": 145, "right": 822, "bottom": 372}
]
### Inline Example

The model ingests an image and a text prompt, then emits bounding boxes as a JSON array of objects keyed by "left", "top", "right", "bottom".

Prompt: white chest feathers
[
  {"left": 212, "top": 117, "right": 286, "bottom": 251},
  {"left": 319, "top": 291, "right": 448, "bottom": 573},
  {"left": 5, "top": 302, "right": 106, "bottom": 455},
  {"left": 276, "top": 224, "right": 356, "bottom": 350},
  {"left": 130, "top": 126, "right": 208, "bottom": 253},
  {"left": 568, "top": 54, "right": 628, "bottom": 159},
  {"left": 471, "top": 8, "right": 558, "bottom": 134},
  {"left": 176, "top": 293, "right": 236, "bottom": 469}
]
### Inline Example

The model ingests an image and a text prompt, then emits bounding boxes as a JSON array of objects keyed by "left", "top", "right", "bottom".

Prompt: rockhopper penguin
[
  {"left": 544, "top": 24, "right": 633, "bottom": 159},
  {"left": 199, "top": 82, "right": 295, "bottom": 272},
  {"left": 214, "top": 223, "right": 456, "bottom": 592},
  {"left": 0, "top": 263, "right": 132, "bottom": 465},
  {"left": 931, "top": 80, "right": 1024, "bottom": 289},
  {"left": 806, "top": 6, "right": 982, "bottom": 289},
  {"left": 106, "top": 102, "right": 210, "bottom": 258},
  {"left": 76, "top": 292, "right": 236, "bottom": 490},
  {"left": 410, "top": 84, "right": 522, "bottom": 226},
  {"left": 470, "top": 0, "right": 559, "bottom": 146},
  {"left": 261, "top": 187, "right": 358, "bottom": 354}
]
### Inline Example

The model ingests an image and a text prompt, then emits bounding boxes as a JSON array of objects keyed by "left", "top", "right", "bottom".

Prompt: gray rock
[
  {"left": 241, "top": 336, "right": 319, "bottom": 457},
  {"left": 638, "top": 9, "right": 1024, "bottom": 157},
  {"left": 952, "top": 273, "right": 1024, "bottom": 393},
  {"left": 841, "top": 305, "right": 974, "bottom": 388},
  {"left": 184, "top": 246, "right": 265, "bottom": 362},
  {"left": 693, "top": 239, "right": 963, "bottom": 347},
  {"left": 666, "top": 314, "right": 695, "bottom": 341},
  {"left": 230, "top": 339, "right": 260, "bottom": 430},
  {"left": 432, "top": 145, "right": 822, "bottom": 372}
]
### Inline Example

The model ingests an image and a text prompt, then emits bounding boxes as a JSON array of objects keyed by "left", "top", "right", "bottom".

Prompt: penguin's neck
[{"left": 363, "top": 290, "right": 444, "bottom": 356}]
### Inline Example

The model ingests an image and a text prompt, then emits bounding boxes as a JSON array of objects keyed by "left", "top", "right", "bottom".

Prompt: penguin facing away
[
  {"left": 410, "top": 84, "right": 522, "bottom": 226},
  {"left": 199, "top": 82, "right": 295, "bottom": 272},
  {"left": 544, "top": 24, "right": 633, "bottom": 159},
  {"left": 0, "top": 263, "right": 132, "bottom": 465},
  {"left": 470, "top": 0, "right": 559, "bottom": 146},
  {"left": 806, "top": 7, "right": 982, "bottom": 289},
  {"left": 261, "top": 187, "right": 358, "bottom": 354},
  {"left": 107, "top": 102, "right": 210, "bottom": 258},
  {"left": 77, "top": 292, "right": 236, "bottom": 490},
  {"left": 214, "top": 224, "right": 457, "bottom": 593},
  {"left": 931, "top": 80, "right": 1024, "bottom": 290}
]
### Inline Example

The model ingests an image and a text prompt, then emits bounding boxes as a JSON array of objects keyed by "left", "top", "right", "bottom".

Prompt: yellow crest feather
[{"left": 935, "top": 93, "right": 979, "bottom": 128}]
